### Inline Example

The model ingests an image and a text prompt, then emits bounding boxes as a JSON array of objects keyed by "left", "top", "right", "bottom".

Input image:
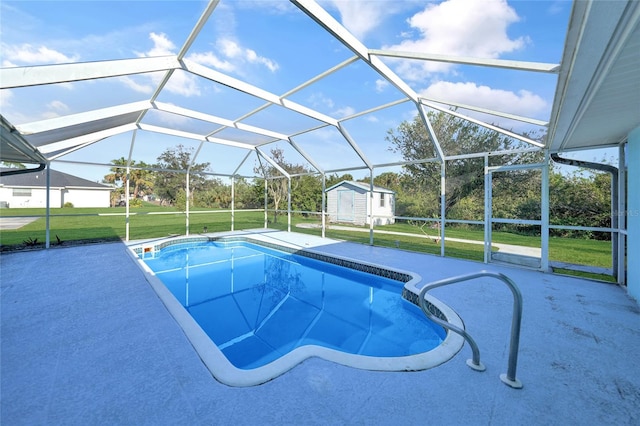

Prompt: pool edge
[{"left": 126, "top": 232, "right": 466, "bottom": 387}]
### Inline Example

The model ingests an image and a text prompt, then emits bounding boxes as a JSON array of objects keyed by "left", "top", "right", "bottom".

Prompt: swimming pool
[{"left": 130, "top": 233, "right": 464, "bottom": 386}]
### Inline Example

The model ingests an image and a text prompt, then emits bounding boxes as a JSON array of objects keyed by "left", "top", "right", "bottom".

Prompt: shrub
[{"left": 63, "top": 202, "right": 74, "bottom": 208}]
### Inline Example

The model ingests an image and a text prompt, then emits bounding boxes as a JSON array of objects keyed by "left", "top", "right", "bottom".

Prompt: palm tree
[{"left": 129, "top": 162, "right": 154, "bottom": 199}]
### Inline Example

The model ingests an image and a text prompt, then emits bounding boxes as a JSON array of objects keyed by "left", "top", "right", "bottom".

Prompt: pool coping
[{"left": 126, "top": 232, "right": 465, "bottom": 387}]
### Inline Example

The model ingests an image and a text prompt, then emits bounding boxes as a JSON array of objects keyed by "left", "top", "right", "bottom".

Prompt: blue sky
[{"left": 1, "top": 0, "right": 605, "bottom": 183}]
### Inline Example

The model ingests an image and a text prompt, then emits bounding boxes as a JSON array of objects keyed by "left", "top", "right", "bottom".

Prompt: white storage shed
[{"left": 326, "top": 181, "right": 395, "bottom": 226}]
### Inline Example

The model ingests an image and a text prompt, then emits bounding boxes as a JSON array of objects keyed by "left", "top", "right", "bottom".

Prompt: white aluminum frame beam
[
  {"left": 292, "top": 0, "right": 419, "bottom": 103},
  {"left": 206, "top": 55, "right": 357, "bottom": 139},
  {"left": 137, "top": 0, "right": 220, "bottom": 124},
  {"left": 16, "top": 101, "right": 151, "bottom": 135},
  {"left": 138, "top": 124, "right": 256, "bottom": 150},
  {"left": 340, "top": 98, "right": 412, "bottom": 122},
  {"left": 421, "top": 99, "right": 545, "bottom": 148},
  {"left": 255, "top": 147, "right": 291, "bottom": 179},
  {"left": 182, "top": 59, "right": 339, "bottom": 126},
  {"left": 288, "top": 139, "right": 324, "bottom": 174},
  {"left": 154, "top": 102, "right": 288, "bottom": 141},
  {"left": 369, "top": 49, "right": 560, "bottom": 73},
  {"left": 418, "top": 103, "right": 445, "bottom": 161},
  {"left": 39, "top": 123, "right": 138, "bottom": 155},
  {"left": 419, "top": 97, "right": 549, "bottom": 127},
  {"left": 336, "top": 123, "right": 372, "bottom": 169},
  {"left": 0, "top": 56, "right": 181, "bottom": 89}
]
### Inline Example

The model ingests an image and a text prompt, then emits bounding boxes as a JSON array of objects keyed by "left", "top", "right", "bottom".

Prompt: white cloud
[
  {"left": 245, "top": 48, "right": 278, "bottom": 72},
  {"left": 334, "top": 106, "right": 356, "bottom": 118},
  {"left": 47, "top": 100, "right": 69, "bottom": 113},
  {"left": 547, "top": 1, "right": 566, "bottom": 15},
  {"left": 164, "top": 70, "right": 200, "bottom": 97},
  {"left": 219, "top": 39, "right": 242, "bottom": 59},
  {"left": 188, "top": 52, "right": 235, "bottom": 73},
  {"left": 0, "top": 90, "right": 13, "bottom": 108},
  {"left": 324, "top": 0, "right": 416, "bottom": 40},
  {"left": 327, "top": 0, "right": 387, "bottom": 39},
  {"left": 307, "top": 92, "right": 334, "bottom": 109},
  {"left": 386, "top": 0, "right": 528, "bottom": 79},
  {"left": 421, "top": 81, "right": 547, "bottom": 118},
  {"left": 1, "top": 43, "right": 78, "bottom": 67},
  {"left": 119, "top": 76, "right": 154, "bottom": 94},
  {"left": 133, "top": 33, "right": 200, "bottom": 97},
  {"left": 147, "top": 32, "right": 176, "bottom": 56},
  {"left": 189, "top": 38, "right": 279, "bottom": 74},
  {"left": 375, "top": 79, "right": 389, "bottom": 93}
]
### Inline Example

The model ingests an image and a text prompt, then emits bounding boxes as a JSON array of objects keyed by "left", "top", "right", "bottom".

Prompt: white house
[
  {"left": 0, "top": 169, "right": 111, "bottom": 208},
  {"left": 326, "top": 180, "right": 395, "bottom": 226}
]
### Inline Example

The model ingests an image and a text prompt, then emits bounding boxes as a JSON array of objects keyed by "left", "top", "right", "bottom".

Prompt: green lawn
[
  {"left": 0, "top": 206, "right": 613, "bottom": 281},
  {"left": 0, "top": 206, "right": 265, "bottom": 246}
]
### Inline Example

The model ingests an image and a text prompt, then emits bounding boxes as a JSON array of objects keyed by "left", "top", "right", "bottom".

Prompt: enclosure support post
[
  {"left": 541, "top": 150, "right": 550, "bottom": 271},
  {"left": 483, "top": 155, "right": 489, "bottom": 263},
  {"left": 322, "top": 173, "right": 326, "bottom": 238},
  {"left": 369, "top": 169, "right": 374, "bottom": 245},
  {"left": 484, "top": 157, "right": 492, "bottom": 264},
  {"left": 231, "top": 175, "right": 235, "bottom": 232},
  {"left": 125, "top": 129, "right": 136, "bottom": 242},
  {"left": 618, "top": 143, "right": 627, "bottom": 286},
  {"left": 264, "top": 178, "right": 268, "bottom": 229},
  {"left": 440, "top": 161, "right": 446, "bottom": 257},
  {"left": 287, "top": 177, "right": 292, "bottom": 232},
  {"left": 125, "top": 166, "right": 130, "bottom": 241},
  {"left": 45, "top": 163, "right": 51, "bottom": 248},
  {"left": 185, "top": 171, "right": 190, "bottom": 236}
]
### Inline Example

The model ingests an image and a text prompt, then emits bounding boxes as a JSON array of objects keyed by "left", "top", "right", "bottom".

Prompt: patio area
[{"left": 1, "top": 230, "right": 639, "bottom": 425}]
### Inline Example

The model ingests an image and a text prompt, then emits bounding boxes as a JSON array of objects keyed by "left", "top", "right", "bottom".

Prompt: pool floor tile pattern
[{"left": 2, "top": 231, "right": 640, "bottom": 425}]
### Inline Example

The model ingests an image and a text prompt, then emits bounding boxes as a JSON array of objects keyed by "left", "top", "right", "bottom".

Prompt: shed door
[{"left": 337, "top": 189, "right": 355, "bottom": 221}]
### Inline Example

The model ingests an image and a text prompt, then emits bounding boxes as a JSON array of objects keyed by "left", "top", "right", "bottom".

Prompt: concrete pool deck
[{"left": 1, "top": 230, "right": 639, "bottom": 425}]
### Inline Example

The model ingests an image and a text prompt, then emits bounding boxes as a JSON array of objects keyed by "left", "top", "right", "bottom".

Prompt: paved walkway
[
  {"left": 297, "top": 223, "right": 542, "bottom": 257},
  {"left": 1, "top": 231, "right": 638, "bottom": 425},
  {"left": 0, "top": 216, "right": 39, "bottom": 230}
]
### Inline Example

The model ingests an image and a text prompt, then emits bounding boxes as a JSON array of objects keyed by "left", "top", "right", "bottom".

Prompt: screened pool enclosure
[{"left": 1, "top": 0, "right": 639, "bottom": 299}]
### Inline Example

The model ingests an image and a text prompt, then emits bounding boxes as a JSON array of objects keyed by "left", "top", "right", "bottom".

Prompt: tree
[
  {"left": 549, "top": 167, "right": 612, "bottom": 239},
  {"left": 104, "top": 157, "right": 128, "bottom": 206},
  {"left": 325, "top": 173, "right": 354, "bottom": 188},
  {"left": 193, "top": 177, "right": 231, "bottom": 208},
  {"left": 291, "top": 174, "right": 322, "bottom": 214},
  {"left": 129, "top": 162, "right": 154, "bottom": 199},
  {"left": 154, "top": 145, "right": 210, "bottom": 208},
  {"left": 374, "top": 172, "right": 402, "bottom": 192},
  {"left": 386, "top": 111, "right": 543, "bottom": 218},
  {"left": 104, "top": 158, "right": 155, "bottom": 206},
  {"left": 254, "top": 147, "right": 318, "bottom": 222}
]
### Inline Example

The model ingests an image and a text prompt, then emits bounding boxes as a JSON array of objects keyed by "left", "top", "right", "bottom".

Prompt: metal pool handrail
[{"left": 418, "top": 270, "right": 523, "bottom": 389}]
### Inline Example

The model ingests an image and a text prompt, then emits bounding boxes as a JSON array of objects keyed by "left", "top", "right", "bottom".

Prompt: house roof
[
  {"left": 546, "top": 0, "right": 640, "bottom": 152},
  {"left": 325, "top": 180, "right": 394, "bottom": 194},
  {"left": 0, "top": 0, "right": 638, "bottom": 174},
  {"left": 0, "top": 168, "right": 110, "bottom": 189}
]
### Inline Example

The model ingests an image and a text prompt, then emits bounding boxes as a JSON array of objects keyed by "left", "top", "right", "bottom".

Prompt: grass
[
  {"left": 0, "top": 206, "right": 614, "bottom": 281},
  {"left": 0, "top": 206, "right": 265, "bottom": 247}
]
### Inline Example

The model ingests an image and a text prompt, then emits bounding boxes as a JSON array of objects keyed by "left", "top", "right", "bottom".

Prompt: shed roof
[{"left": 325, "top": 180, "right": 394, "bottom": 194}]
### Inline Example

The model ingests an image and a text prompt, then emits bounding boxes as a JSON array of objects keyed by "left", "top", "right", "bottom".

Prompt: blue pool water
[{"left": 141, "top": 241, "right": 445, "bottom": 370}]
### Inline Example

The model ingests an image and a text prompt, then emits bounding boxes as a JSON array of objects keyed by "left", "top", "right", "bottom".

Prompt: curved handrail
[{"left": 418, "top": 270, "right": 523, "bottom": 389}]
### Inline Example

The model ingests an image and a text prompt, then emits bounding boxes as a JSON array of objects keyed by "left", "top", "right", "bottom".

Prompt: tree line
[{"left": 104, "top": 110, "right": 614, "bottom": 238}]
